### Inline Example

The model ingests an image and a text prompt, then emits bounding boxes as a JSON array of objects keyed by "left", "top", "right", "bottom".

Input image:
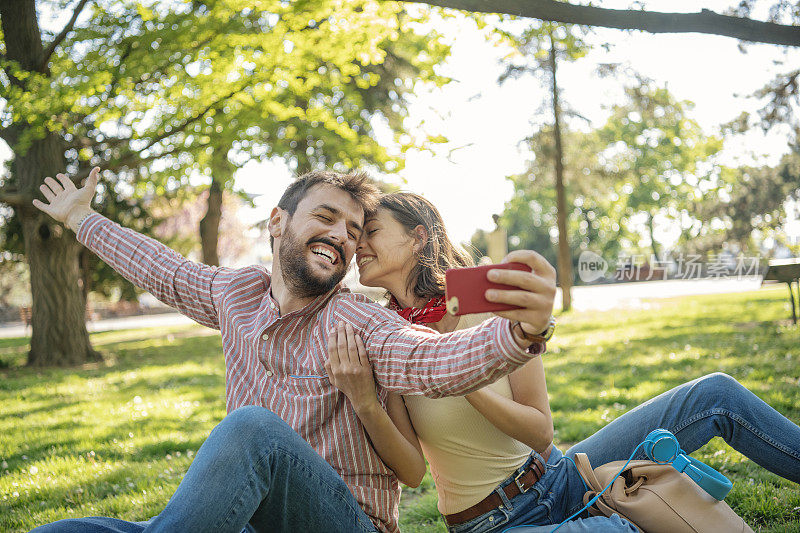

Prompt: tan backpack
[{"left": 573, "top": 453, "right": 754, "bottom": 533}]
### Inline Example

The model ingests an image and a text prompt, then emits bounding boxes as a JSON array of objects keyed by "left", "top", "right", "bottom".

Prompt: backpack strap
[{"left": 574, "top": 453, "right": 603, "bottom": 492}]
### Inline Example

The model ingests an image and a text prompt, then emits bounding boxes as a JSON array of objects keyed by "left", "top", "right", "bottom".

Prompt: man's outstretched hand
[{"left": 32, "top": 167, "right": 99, "bottom": 232}]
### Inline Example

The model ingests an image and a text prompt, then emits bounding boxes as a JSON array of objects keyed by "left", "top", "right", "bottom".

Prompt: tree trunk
[
  {"left": 199, "top": 176, "right": 223, "bottom": 266},
  {"left": 199, "top": 148, "right": 232, "bottom": 266},
  {"left": 1, "top": 0, "right": 99, "bottom": 366},
  {"left": 79, "top": 247, "right": 92, "bottom": 303},
  {"left": 20, "top": 135, "right": 100, "bottom": 366},
  {"left": 647, "top": 211, "right": 660, "bottom": 262},
  {"left": 550, "top": 35, "right": 573, "bottom": 311}
]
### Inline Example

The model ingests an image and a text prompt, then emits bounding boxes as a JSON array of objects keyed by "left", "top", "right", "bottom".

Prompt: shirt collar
[{"left": 267, "top": 284, "right": 342, "bottom": 319}]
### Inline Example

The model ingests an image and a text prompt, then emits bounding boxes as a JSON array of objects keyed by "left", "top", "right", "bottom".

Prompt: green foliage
[
  {"left": 1, "top": 0, "right": 454, "bottom": 300},
  {"left": 3, "top": 0, "right": 453, "bottom": 199},
  {"left": 1, "top": 290, "right": 798, "bottom": 531},
  {"left": 482, "top": 75, "right": 738, "bottom": 269},
  {"left": 487, "top": 125, "right": 621, "bottom": 272},
  {"left": 685, "top": 155, "right": 800, "bottom": 255},
  {"left": 726, "top": 2, "right": 799, "bottom": 143},
  {"left": 17, "top": 0, "right": 451, "bottom": 186},
  {"left": 594, "top": 74, "right": 724, "bottom": 260}
]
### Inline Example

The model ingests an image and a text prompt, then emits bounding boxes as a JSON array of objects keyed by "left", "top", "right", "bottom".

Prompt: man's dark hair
[{"left": 270, "top": 169, "right": 380, "bottom": 249}]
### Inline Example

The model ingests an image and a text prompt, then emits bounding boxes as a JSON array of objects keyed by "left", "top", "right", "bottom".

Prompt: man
[{"left": 31, "top": 167, "right": 557, "bottom": 533}]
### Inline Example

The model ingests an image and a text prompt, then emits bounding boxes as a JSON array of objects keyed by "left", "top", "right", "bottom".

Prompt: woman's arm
[
  {"left": 325, "top": 322, "right": 426, "bottom": 487},
  {"left": 356, "top": 392, "right": 426, "bottom": 487},
  {"left": 464, "top": 356, "right": 554, "bottom": 452}
]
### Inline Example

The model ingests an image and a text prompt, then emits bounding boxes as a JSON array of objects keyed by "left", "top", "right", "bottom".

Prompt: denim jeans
[
  {"left": 446, "top": 373, "right": 800, "bottom": 533},
  {"left": 30, "top": 406, "right": 377, "bottom": 533}
]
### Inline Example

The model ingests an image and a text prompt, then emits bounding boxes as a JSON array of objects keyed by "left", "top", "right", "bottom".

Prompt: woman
[{"left": 326, "top": 192, "right": 800, "bottom": 533}]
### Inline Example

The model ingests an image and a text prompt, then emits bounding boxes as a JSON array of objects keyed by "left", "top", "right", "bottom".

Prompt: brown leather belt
[{"left": 443, "top": 444, "right": 552, "bottom": 527}]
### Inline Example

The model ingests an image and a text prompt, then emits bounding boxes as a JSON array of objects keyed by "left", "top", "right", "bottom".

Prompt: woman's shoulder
[{"left": 455, "top": 312, "right": 494, "bottom": 331}]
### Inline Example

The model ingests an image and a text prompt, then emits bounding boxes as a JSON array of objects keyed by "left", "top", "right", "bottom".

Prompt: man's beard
[{"left": 279, "top": 222, "right": 347, "bottom": 298}]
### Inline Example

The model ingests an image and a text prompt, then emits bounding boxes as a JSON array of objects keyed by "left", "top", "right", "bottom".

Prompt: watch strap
[{"left": 512, "top": 316, "right": 556, "bottom": 344}]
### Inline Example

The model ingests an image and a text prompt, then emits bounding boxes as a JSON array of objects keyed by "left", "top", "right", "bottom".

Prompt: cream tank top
[{"left": 402, "top": 314, "right": 533, "bottom": 515}]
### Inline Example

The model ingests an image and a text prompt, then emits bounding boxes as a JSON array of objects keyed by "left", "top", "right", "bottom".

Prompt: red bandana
[{"left": 388, "top": 295, "right": 448, "bottom": 325}]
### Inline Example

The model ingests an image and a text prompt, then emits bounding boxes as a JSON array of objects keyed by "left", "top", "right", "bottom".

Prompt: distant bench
[
  {"left": 762, "top": 258, "right": 800, "bottom": 324},
  {"left": 19, "top": 306, "right": 32, "bottom": 329}
]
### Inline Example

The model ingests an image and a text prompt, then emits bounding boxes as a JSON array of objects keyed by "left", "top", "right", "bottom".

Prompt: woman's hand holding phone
[
  {"left": 445, "top": 250, "right": 556, "bottom": 346},
  {"left": 487, "top": 250, "right": 556, "bottom": 342}
]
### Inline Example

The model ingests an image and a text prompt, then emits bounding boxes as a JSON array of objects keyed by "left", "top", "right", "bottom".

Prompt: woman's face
[{"left": 355, "top": 207, "right": 417, "bottom": 290}]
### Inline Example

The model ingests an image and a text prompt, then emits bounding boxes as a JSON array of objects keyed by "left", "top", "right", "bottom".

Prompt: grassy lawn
[{"left": 1, "top": 286, "right": 799, "bottom": 532}]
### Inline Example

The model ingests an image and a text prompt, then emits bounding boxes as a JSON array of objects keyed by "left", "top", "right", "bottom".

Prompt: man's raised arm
[{"left": 33, "top": 167, "right": 234, "bottom": 330}]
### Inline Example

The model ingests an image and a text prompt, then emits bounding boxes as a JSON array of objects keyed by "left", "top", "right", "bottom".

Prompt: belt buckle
[{"left": 513, "top": 466, "right": 533, "bottom": 493}]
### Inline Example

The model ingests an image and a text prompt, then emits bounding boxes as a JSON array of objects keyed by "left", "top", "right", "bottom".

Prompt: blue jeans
[
  {"left": 446, "top": 373, "right": 800, "bottom": 533},
  {"left": 31, "top": 406, "right": 377, "bottom": 533}
]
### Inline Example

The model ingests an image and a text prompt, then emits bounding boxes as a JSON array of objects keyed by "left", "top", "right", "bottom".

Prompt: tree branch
[
  {"left": 0, "top": 126, "right": 18, "bottom": 146},
  {"left": 0, "top": 190, "right": 30, "bottom": 207},
  {"left": 111, "top": 143, "right": 189, "bottom": 170},
  {"left": 140, "top": 83, "right": 249, "bottom": 152},
  {"left": 125, "top": 35, "right": 217, "bottom": 91},
  {"left": 94, "top": 83, "right": 248, "bottom": 172},
  {"left": 39, "top": 0, "right": 91, "bottom": 69},
  {"left": 404, "top": 0, "right": 800, "bottom": 47}
]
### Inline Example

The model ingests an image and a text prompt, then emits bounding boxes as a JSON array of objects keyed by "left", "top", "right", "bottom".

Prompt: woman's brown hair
[{"left": 378, "top": 192, "right": 474, "bottom": 300}]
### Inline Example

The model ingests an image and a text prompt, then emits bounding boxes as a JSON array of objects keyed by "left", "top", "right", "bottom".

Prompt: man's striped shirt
[{"left": 77, "top": 212, "right": 544, "bottom": 532}]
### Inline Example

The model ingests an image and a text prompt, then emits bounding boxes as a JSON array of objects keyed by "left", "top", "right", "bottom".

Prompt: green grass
[{"left": 2, "top": 287, "right": 799, "bottom": 532}]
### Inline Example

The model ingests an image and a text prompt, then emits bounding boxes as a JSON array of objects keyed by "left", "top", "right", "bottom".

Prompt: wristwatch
[{"left": 511, "top": 316, "right": 556, "bottom": 344}]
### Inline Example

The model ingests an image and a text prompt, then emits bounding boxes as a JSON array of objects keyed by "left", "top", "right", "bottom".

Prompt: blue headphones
[
  {"left": 503, "top": 428, "right": 736, "bottom": 533},
  {"left": 643, "top": 428, "right": 732, "bottom": 501}
]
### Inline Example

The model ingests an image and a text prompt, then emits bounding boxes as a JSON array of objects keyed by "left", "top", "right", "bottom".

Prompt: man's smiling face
[{"left": 276, "top": 184, "right": 365, "bottom": 298}]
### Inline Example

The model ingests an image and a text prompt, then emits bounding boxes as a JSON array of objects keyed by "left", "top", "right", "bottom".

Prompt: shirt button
[
  {"left": 266, "top": 370, "right": 274, "bottom": 377},
  {"left": 262, "top": 333, "right": 269, "bottom": 341}
]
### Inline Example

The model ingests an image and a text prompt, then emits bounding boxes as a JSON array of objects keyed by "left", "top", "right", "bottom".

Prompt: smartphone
[{"left": 444, "top": 262, "right": 532, "bottom": 316}]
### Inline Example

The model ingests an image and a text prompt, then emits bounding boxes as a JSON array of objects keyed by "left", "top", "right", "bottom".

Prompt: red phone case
[{"left": 444, "top": 263, "right": 532, "bottom": 316}]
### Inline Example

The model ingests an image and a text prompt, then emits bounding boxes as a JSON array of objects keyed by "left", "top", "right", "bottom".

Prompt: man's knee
[
  {"left": 694, "top": 372, "right": 740, "bottom": 397},
  {"left": 218, "top": 405, "right": 293, "bottom": 446}
]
